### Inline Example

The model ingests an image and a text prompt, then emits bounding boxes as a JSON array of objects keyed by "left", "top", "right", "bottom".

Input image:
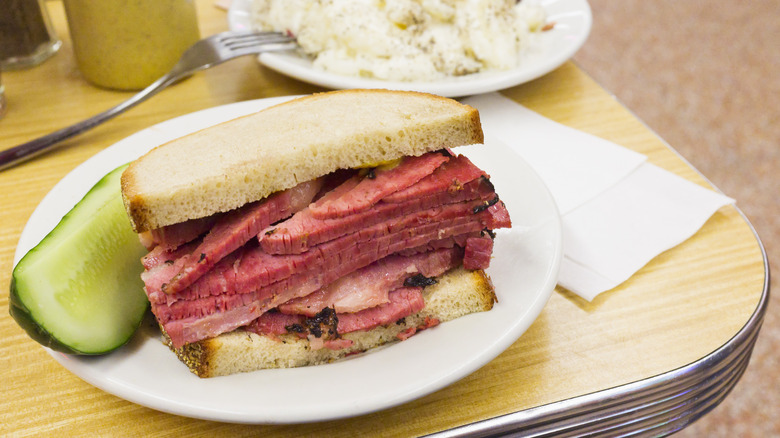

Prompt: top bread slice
[{"left": 121, "top": 89, "right": 483, "bottom": 232}]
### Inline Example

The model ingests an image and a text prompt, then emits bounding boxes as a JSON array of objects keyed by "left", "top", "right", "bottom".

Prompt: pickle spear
[{"left": 9, "top": 164, "right": 149, "bottom": 355}]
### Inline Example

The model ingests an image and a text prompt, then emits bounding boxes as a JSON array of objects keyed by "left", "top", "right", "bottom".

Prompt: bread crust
[
  {"left": 121, "top": 89, "right": 483, "bottom": 232},
  {"left": 164, "top": 266, "right": 496, "bottom": 378}
]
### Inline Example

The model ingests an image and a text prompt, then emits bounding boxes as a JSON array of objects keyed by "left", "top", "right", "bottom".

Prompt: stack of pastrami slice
[{"left": 139, "top": 150, "right": 511, "bottom": 349}]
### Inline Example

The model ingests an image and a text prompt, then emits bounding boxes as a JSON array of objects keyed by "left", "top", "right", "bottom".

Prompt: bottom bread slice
[{"left": 164, "top": 266, "right": 496, "bottom": 378}]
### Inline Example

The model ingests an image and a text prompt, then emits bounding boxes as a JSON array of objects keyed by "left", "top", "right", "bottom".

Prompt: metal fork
[{"left": 0, "top": 31, "right": 296, "bottom": 171}]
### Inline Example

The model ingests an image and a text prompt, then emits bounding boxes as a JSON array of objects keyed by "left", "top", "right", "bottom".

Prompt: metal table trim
[{"left": 429, "top": 211, "right": 770, "bottom": 438}]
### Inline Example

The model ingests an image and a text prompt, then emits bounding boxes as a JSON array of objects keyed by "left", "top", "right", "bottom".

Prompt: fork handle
[{"left": 0, "top": 72, "right": 181, "bottom": 171}]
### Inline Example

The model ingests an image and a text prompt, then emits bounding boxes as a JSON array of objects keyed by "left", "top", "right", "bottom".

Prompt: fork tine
[
  {"left": 211, "top": 31, "right": 297, "bottom": 57},
  {"left": 228, "top": 36, "right": 295, "bottom": 50},
  {"left": 219, "top": 31, "right": 295, "bottom": 50},
  {"left": 221, "top": 30, "right": 290, "bottom": 41}
]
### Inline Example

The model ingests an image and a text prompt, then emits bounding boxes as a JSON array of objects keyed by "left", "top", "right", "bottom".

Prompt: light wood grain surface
[{"left": 0, "top": 1, "right": 767, "bottom": 436}]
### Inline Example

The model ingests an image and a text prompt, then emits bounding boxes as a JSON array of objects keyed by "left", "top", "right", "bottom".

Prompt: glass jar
[
  {"left": 62, "top": 0, "right": 201, "bottom": 90},
  {"left": 0, "top": 70, "right": 6, "bottom": 118},
  {"left": 0, "top": 0, "right": 62, "bottom": 70}
]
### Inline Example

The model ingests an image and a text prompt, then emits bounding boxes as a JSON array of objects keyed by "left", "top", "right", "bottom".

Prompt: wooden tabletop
[{"left": 0, "top": 1, "right": 767, "bottom": 436}]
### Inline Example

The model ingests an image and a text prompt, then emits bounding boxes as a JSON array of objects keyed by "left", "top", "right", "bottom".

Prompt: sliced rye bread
[
  {"left": 121, "top": 89, "right": 483, "bottom": 233},
  {"left": 165, "top": 267, "right": 495, "bottom": 378}
]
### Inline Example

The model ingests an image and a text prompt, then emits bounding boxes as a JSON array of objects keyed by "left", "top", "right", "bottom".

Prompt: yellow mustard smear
[
  {"left": 63, "top": 0, "right": 200, "bottom": 90},
  {"left": 357, "top": 157, "right": 403, "bottom": 170}
]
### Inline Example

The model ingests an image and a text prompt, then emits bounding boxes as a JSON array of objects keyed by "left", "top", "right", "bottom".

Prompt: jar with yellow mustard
[{"left": 63, "top": 0, "right": 200, "bottom": 90}]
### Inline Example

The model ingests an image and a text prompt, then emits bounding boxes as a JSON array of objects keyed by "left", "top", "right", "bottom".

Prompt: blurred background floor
[{"left": 572, "top": 1, "right": 778, "bottom": 436}]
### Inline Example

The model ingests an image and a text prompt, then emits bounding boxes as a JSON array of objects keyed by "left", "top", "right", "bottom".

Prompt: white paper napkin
[{"left": 463, "top": 93, "right": 734, "bottom": 301}]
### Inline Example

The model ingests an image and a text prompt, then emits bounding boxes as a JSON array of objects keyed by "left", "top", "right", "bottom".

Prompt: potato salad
[{"left": 251, "top": 0, "right": 548, "bottom": 81}]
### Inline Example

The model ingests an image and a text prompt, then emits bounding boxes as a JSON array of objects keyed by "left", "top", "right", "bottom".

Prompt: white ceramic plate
[
  {"left": 228, "top": 0, "right": 592, "bottom": 97},
  {"left": 14, "top": 96, "right": 562, "bottom": 424}
]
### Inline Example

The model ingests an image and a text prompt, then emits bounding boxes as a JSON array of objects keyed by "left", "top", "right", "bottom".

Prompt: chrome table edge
[{"left": 429, "top": 211, "right": 770, "bottom": 438}]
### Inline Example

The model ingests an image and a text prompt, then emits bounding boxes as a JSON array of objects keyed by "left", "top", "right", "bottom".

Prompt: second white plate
[{"left": 228, "top": 0, "right": 592, "bottom": 97}]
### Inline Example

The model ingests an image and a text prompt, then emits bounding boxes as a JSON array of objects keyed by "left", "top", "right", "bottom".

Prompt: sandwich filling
[{"left": 138, "top": 150, "right": 511, "bottom": 349}]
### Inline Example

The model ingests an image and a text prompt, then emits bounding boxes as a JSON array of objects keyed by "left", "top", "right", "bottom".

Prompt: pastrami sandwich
[{"left": 120, "top": 89, "right": 511, "bottom": 377}]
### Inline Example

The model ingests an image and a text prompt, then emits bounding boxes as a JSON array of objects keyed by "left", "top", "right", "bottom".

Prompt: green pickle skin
[{"left": 9, "top": 164, "right": 149, "bottom": 355}]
